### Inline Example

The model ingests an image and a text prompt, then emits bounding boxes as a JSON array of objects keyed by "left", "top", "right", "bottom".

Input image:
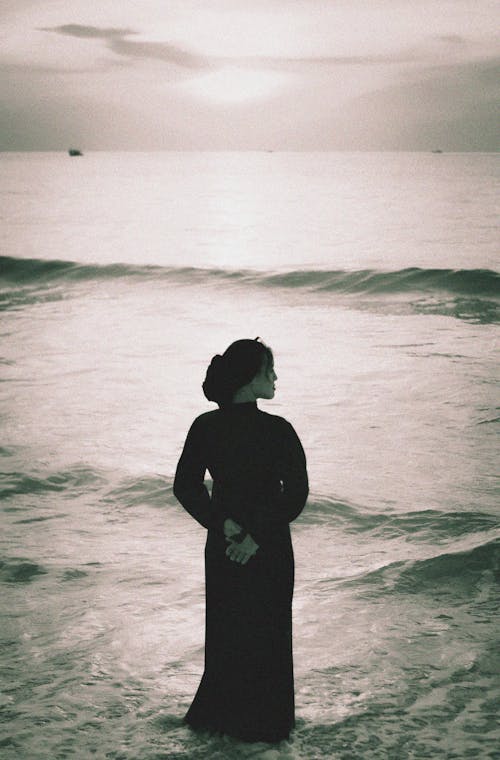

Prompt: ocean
[{"left": 0, "top": 151, "right": 499, "bottom": 760}]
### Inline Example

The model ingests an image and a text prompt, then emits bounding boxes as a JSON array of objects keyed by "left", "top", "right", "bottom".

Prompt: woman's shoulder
[
  {"left": 190, "top": 409, "right": 219, "bottom": 427},
  {"left": 183, "top": 408, "right": 218, "bottom": 436},
  {"left": 258, "top": 409, "right": 297, "bottom": 433}
]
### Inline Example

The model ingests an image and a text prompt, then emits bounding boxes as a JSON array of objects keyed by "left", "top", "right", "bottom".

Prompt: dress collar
[{"left": 221, "top": 401, "right": 258, "bottom": 412}]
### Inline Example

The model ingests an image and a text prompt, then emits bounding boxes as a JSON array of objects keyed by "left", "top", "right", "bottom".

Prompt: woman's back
[{"left": 174, "top": 401, "right": 308, "bottom": 546}]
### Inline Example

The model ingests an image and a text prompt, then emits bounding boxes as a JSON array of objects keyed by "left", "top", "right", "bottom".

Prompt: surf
[{"left": 1, "top": 255, "right": 498, "bottom": 297}]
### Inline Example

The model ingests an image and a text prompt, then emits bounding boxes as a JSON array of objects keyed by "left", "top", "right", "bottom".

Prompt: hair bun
[
  {"left": 208, "top": 354, "right": 226, "bottom": 376},
  {"left": 202, "top": 354, "right": 231, "bottom": 403}
]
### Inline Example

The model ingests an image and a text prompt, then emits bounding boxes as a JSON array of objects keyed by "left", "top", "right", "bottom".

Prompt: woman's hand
[
  {"left": 223, "top": 518, "right": 243, "bottom": 539},
  {"left": 225, "top": 533, "right": 259, "bottom": 565}
]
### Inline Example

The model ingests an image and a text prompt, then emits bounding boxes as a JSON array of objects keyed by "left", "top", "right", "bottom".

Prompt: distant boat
[
  {"left": 431, "top": 149, "right": 443, "bottom": 154},
  {"left": 68, "top": 148, "right": 83, "bottom": 156}
]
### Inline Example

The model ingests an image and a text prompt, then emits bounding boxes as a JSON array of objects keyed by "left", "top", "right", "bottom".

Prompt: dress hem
[{"left": 183, "top": 715, "right": 294, "bottom": 744}]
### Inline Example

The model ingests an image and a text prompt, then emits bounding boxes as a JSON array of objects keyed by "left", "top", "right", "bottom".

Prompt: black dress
[{"left": 173, "top": 401, "right": 308, "bottom": 743}]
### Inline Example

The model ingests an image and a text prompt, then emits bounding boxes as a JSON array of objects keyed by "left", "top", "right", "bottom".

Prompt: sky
[{"left": 1, "top": 0, "right": 499, "bottom": 150}]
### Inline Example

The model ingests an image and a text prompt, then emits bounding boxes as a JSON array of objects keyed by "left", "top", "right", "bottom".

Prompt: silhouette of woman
[{"left": 174, "top": 338, "right": 308, "bottom": 743}]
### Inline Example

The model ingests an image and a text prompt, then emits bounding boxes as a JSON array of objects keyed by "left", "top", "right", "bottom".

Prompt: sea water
[{"left": 0, "top": 152, "right": 499, "bottom": 759}]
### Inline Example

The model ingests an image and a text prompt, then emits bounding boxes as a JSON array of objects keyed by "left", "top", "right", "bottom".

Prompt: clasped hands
[{"left": 224, "top": 518, "right": 259, "bottom": 565}]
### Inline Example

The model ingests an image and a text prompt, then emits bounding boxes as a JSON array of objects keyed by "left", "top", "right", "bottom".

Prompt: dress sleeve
[
  {"left": 244, "top": 419, "right": 309, "bottom": 546},
  {"left": 173, "top": 417, "right": 215, "bottom": 530}
]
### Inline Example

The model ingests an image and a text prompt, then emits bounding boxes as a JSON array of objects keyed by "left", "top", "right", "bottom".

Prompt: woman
[{"left": 173, "top": 338, "right": 308, "bottom": 743}]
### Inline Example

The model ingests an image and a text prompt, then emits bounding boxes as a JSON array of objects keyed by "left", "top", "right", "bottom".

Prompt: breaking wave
[{"left": 1, "top": 255, "right": 498, "bottom": 298}]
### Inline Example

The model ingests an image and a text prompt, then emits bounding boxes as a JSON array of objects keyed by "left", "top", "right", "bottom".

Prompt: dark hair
[{"left": 203, "top": 338, "right": 274, "bottom": 406}]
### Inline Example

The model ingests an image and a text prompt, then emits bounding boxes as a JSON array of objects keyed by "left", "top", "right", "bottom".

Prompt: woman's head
[{"left": 202, "top": 338, "right": 276, "bottom": 406}]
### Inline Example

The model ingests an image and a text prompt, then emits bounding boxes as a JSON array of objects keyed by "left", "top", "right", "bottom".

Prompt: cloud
[
  {"left": 109, "top": 38, "right": 211, "bottom": 69},
  {"left": 41, "top": 24, "right": 212, "bottom": 70},
  {"left": 39, "top": 24, "right": 136, "bottom": 39},
  {"left": 39, "top": 23, "right": 485, "bottom": 77},
  {"left": 40, "top": 23, "right": 419, "bottom": 73},
  {"left": 4, "top": 25, "right": 214, "bottom": 82}
]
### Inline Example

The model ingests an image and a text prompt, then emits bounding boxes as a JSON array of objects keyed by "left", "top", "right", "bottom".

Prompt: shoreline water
[{"left": 2, "top": 464, "right": 499, "bottom": 758}]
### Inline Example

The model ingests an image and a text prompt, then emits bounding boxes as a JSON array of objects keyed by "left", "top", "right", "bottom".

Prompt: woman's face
[{"left": 251, "top": 360, "right": 277, "bottom": 400}]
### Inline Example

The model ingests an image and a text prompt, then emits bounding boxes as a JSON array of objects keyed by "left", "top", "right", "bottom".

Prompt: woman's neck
[{"left": 232, "top": 386, "right": 257, "bottom": 403}]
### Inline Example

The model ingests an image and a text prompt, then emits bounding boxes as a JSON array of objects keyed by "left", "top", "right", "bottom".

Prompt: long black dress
[{"left": 173, "top": 401, "right": 308, "bottom": 743}]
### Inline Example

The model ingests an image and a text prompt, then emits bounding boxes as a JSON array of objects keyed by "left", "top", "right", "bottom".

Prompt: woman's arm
[
  {"left": 274, "top": 419, "right": 309, "bottom": 522},
  {"left": 243, "top": 419, "right": 309, "bottom": 546},
  {"left": 173, "top": 418, "right": 215, "bottom": 530}
]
